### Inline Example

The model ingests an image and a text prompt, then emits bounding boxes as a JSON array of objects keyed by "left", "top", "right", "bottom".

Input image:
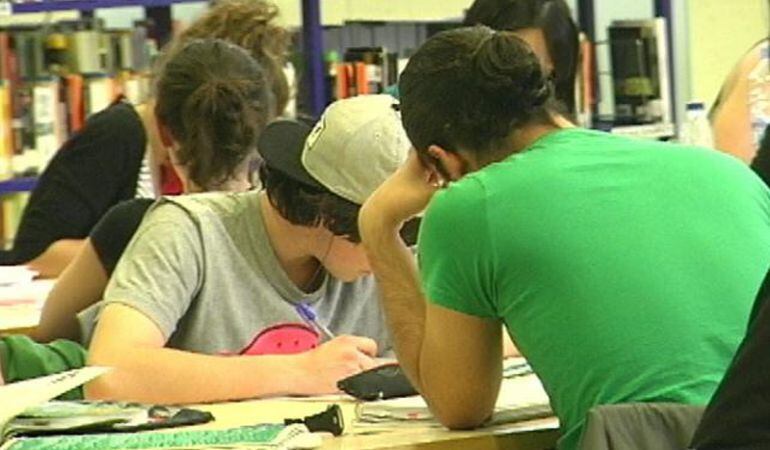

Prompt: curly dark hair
[
  {"left": 155, "top": 39, "right": 270, "bottom": 190},
  {"left": 174, "top": 0, "right": 292, "bottom": 117},
  {"left": 258, "top": 164, "right": 362, "bottom": 242},
  {"left": 400, "top": 26, "right": 557, "bottom": 158}
]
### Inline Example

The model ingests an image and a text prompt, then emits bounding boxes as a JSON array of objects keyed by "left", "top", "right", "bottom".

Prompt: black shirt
[
  {"left": 690, "top": 268, "right": 770, "bottom": 450},
  {"left": 7, "top": 102, "right": 147, "bottom": 263},
  {"left": 90, "top": 198, "right": 154, "bottom": 275}
]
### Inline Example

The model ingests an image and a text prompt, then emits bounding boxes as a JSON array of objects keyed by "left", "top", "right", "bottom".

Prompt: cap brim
[{"left": 258, "top": 120, "right": 325, "bottom": 191}]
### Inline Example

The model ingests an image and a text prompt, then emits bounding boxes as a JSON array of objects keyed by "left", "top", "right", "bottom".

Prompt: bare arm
[
  {"left": 26, "top": 239, "right": 85, "bottom": 279},
  {"left": 86, "top": 303, "right": 378, "bottom": 404},
  {"left": 712, "top": 47, "right": 762, "bottom": 163},
  {"left": 359, "top": 154, "right": 502, "bottom": 429},
  {"left": 33, "top": 238, "right": 108, "bottom": 343}
]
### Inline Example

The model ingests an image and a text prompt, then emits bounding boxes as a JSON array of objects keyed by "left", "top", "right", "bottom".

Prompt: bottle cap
[{"left": 685, "top": 101, "right": 706, "bottom": 111}]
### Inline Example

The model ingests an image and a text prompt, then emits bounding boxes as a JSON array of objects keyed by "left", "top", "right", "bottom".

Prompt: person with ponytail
[
  {"left": 359, "top": 27, "right": 770, "bottom": 450},
  {"left": 32, "top": 38, "right": 269, "bottom": 344},
  {"left": 0, "top": 38, "right": 272, "bottom": 392},
  {"left": 6, "top": 0, "right": 290, "bottom": 278},
  {"left": 463, "top": 0, "right": 579, "bottom": 114}
]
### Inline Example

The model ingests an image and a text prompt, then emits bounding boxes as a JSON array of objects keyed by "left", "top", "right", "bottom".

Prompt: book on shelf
[
  {"left": 83, "top": 74, "right": 114, "bottom": 117},
  {"left": 63, "top": 73, "right": 84, "bottom": 133},
  {"left": 66, "top": 29, "right": 103, "bottom": 75},
  {"left": 332, "top": 46, "right": 399, "bottom": 100},
  {"left": 0, "top": 192, "right": 29, "bottom": 249},
  {"left": 0, "top": 18, "right": 155, "bottom": 175},
  {"left": 31, "top": 77, "right": 65, "bottom": 170},
  {"left": 0, "top": 82, "right": 12, "bottom": 179},
  {"left": 0, "top": 18, "right": 157, "bottom": 247}
]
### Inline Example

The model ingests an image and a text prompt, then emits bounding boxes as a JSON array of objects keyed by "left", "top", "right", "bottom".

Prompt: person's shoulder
[
  {"left": 164, "top": 190, "right": 258, "bottom": 213},
  {"left": 743, "top": 39, "right": 768, "bottom": 71},
  {"left": 94, "top": 198, "right": 155, "bottom": 235},
  {"left": 89, "top": 101, "right": 140, "bottom": 126},
  {"left": 154, "top": 191, "right": 260, "bottom": 227},
  {"left": 81, "top": 101, "right": 144, "bottom": 141},
  {"left": 433, "top": 175, "right": 487, "bottom": 207},
  {"left": 105, "top": 198, "right": 155, "bottom": 220},
  {"left": 424, "top": 176, "right": 488, "bottom": 232}
]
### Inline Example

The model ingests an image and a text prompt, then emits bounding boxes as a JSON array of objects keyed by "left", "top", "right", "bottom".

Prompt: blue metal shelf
[
  {"left": 0, "top": 177, "right": 37, "bottom": 195},
  {"left": 10, "top": 0, "right": 204, "bottom": 14}
]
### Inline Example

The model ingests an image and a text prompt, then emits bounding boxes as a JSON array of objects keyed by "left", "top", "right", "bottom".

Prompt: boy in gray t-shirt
[{"left": 86, "top": 95, "right": 412, "bottom": 403}]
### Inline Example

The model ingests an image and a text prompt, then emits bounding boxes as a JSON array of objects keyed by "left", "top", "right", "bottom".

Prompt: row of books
[
  {"left": 0, "top": 19, "right": 157, "bottom": 246},
  {"left": 0, "top": 19, "right": 155, "bottom": 179},
  {"left": 327, "top": 47, "right": 401, "bottom": 100}
]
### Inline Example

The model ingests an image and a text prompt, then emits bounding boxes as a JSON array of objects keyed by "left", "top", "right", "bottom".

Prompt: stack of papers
[
  {"left": 0, "top": 266, "right": 37, "bottom": 287},
  {"left": 356, "top": 360, "right": 552, "bottom": 426},
  {"left": 0, "top": 267, "right": 55, "bottom": 331},
  {"left": 0, "top": 367, "right": 110, "bottom": 435}
]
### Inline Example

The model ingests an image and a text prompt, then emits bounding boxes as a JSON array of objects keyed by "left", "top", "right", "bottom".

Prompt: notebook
[
  {"left": 0, "top": 367, "right": 109, "bottom": 434},
  {"left": 0, "top": 423, "right": 319, "bottom": 450},
  {"left": 3, "top": 401, "right": 213, "bottom": 440},
  {"left": 355, "top": 371, "right": 552, "bottom": 426},
  {"left": 0, "top": 368, "right": 321, "bottom": 450}
]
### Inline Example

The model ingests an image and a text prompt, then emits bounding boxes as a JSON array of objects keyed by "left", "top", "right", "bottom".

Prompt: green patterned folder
[{"left": 1, "top": 423, "right": 318, "bottom": 450}]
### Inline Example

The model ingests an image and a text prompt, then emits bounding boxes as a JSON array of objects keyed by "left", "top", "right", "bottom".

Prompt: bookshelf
[
  {"left": 0, "top": 176, "right": 35, "bottom": 194},
  {"left": 8, "top": 0, "right": 204, "bottom": 14},
  {"left": 0, "top": 3, "right": 181, "bottom": 247}
]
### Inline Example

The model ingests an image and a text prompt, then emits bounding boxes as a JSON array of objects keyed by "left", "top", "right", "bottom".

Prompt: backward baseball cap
[{"left": 301, "top": 95, "right": 411, "bottom": 204}]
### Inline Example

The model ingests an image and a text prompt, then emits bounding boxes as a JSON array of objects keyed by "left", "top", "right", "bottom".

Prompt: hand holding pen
[
  {"left": 294, "top": 302, "right": 379, "bottom": 394},
  {"left": 295, "top": 302, "right": 335, "bottom": 341}
]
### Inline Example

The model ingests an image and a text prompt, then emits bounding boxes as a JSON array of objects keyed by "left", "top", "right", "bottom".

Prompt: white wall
[
  {"left": 96, "top": 6, "right": 144, "bottom": 29},
  {"left": 686, "top": 0, "right": 768, "bottom": 108},
  {"left": 272, "top": 0, "right": 471, "bottom": 27}
]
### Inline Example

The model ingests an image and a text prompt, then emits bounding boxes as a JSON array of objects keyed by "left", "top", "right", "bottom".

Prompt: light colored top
[
  {"left": 134, "top": 151, "right": 154, "bottom": 199},
  {"left": 418, "top": 128, "right": 770, "bottom": 449},
  {"left": 748, "top": 40, "right": 770, "bottom": 149},
  {"left": 82, "top": 190, "right": 391, "bottom": 355}
]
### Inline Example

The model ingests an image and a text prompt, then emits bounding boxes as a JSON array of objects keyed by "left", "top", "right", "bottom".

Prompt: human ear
[{"left": 427, "top": 145, "right": 467, "bottom": 181}]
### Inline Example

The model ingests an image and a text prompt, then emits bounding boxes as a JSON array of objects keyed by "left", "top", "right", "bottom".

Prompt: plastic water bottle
[{"left": 680, "top": 101, "right": 714, "bottom": 148}]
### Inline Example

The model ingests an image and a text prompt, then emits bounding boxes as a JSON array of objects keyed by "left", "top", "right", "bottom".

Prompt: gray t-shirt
[{"left": 86, "top": 190, "right": 391, "bottom": 355}]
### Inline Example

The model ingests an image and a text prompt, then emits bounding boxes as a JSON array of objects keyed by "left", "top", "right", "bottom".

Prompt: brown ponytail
[{"left": 155, "top": 39, "right": 269, "bottom": 190}]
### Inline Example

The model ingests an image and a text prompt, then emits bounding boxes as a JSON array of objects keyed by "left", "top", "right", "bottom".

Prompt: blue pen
[{"left": 295, "top": 302, "right": 335, "bottom": 340}]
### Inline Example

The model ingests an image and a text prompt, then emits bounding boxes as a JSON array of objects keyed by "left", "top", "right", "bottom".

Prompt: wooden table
[
  {"left": 192, "top": 397, "right": 560, "bottom": 450},
  {"left": 0, "top": 279, "right": 52, "bottom": 335},
  {"left": 0, "top": 277, "right": 561, "bottom": 449}
]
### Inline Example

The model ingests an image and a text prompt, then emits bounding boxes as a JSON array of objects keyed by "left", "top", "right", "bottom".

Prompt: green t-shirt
[{"left": 418, "top": 128, "right": 770, "bottom": 450}]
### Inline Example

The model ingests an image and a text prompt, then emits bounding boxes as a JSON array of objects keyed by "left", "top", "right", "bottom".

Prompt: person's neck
[
  {"left": 474, "top": 115, "right": 575, "bottom": 168},
  {"left": 185, "top": 175, "right": 251, "bottom": 194},
  {"left": 258, "top": 192, "right": 328, "bottom": 292},
  {"left": 134, "top": 101, "right": 164, "bottom": 159},
  {"left": 509, "top": 116, "right": 573, "bottom": 153}
]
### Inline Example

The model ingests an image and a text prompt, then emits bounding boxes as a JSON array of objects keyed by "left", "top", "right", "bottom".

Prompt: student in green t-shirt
[{"left": 359, "top": 27, "right": 770, "bottom": 450}]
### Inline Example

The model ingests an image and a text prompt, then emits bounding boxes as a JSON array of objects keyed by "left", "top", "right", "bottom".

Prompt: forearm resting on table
[
  {"left": 26, "top": 239, "right": 85, "bottom": 279},
  {"left": 360, "top": 219, "right": 427, "bottom": 387},
  {"left": 86, "top": 303, "right": 313, "bottom": 404},
  {"left": 34, "top": 239, "right": 108, "bottom": 343},
  {"left": 361, "top": 217, "right": 503, "bottom": 429}
]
